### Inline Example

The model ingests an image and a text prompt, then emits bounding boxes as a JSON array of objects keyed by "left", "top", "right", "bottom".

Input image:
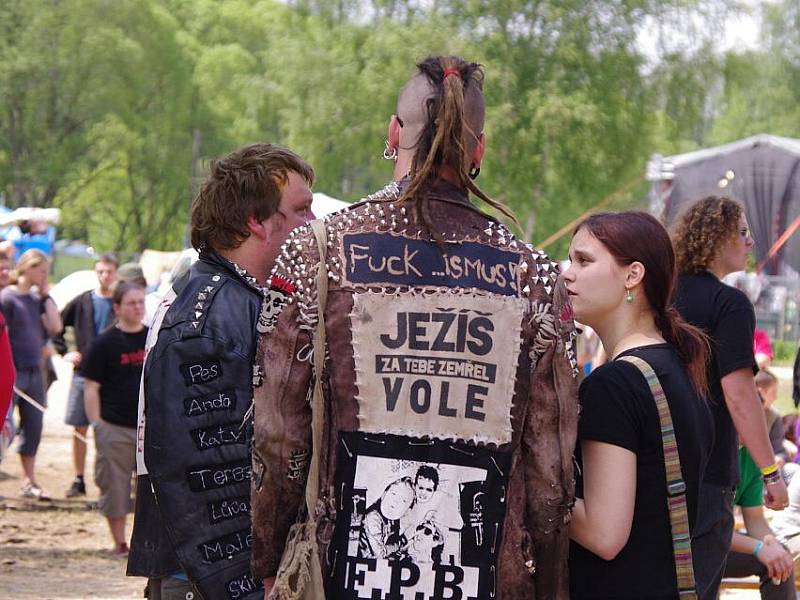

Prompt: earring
[
  {"left": 383, "top": 139, "right": 397, "bottom": 161},
  {"left": 625, "top": 288, "right": 634, "bottom": 303},
  {"left": 468, "top": 164, "right": 480, "bottom": 180}
]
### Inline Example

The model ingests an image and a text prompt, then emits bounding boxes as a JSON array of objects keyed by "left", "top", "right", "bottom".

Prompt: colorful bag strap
[
  {"left": 618, "top": 355, "right": 697, "bottom": 599},
  {"left": 306, "top": 219, "right": 329, "bottom": 517}
]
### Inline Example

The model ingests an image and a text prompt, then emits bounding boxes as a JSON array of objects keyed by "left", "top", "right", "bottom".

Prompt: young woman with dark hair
[{"left": 565, "top": 211, "right": 713, "bottom": 599}]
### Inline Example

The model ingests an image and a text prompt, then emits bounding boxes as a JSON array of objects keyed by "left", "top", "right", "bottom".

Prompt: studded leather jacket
[
  {"left": 251, "top": 179, "right": 579, "bottom": 600},
  {"left": 128, "top": 251, "right": 266, "bottom": 600}
]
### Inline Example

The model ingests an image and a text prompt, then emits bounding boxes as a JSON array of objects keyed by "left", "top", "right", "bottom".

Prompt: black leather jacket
[{"left": 128, "top": 251, "right": 265, "bottom": 600}]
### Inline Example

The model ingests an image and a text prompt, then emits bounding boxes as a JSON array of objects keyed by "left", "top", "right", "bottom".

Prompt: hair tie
[{"left": 443, "top": 67, "right": 461, "bottom": 81}]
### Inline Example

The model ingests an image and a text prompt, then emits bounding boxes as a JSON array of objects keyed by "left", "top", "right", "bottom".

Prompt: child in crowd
[
  {"left": 722, "top": 444, "right": 795, "bottom": 598},
  {"left": 756, "top": 369, "right": 798, "bottom": 483},
  {"left": 83, "top": 282, "right": 147, "bottom": 554}
]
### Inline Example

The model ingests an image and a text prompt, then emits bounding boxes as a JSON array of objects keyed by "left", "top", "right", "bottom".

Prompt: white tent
[
  {"left": 0, "top": 207, "right": 60, "bottom": 227},
  {"left": 49, "top": 270, "right": 96, "bottom": 310},
  {"left": 312, "top": 192, "right": 349, "bottom": 217}
]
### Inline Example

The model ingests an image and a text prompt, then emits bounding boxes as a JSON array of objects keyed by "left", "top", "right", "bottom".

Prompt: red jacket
[{"left": 0, "top": 312, "right": 15, "bottom": 420}]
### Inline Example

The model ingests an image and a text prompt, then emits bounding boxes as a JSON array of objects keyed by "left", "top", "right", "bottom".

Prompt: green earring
[{"left": 625, "top": 289, "right": 634, "bottom": 303}]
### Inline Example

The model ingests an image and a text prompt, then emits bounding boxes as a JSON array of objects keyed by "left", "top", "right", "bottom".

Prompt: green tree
[
  {"left": 0, "top": 0, "right": 106, "bottom": 206},
  {"left": 0, "top": 0, "right": 776, "bottom": 261}
]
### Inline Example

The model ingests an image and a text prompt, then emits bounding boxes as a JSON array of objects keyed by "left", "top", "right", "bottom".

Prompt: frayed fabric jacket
[{"left": 251, "top": 180, "right": 579, "bottom": 600}]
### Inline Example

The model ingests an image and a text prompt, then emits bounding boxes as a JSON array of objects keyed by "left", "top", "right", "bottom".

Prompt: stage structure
[{"left": 647, "top": 134, "right": 800, "bottom": 341}]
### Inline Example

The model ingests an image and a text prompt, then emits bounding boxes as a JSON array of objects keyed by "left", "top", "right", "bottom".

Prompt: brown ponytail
[
  {"left": 399, "top": 56, "right": 519, "bottom": 238},
  {"left": 655, "top": 307, "right": 710, "bottom": 396}
]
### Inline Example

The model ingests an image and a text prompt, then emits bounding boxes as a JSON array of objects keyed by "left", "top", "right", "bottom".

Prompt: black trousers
[
  {"left": 692, "top": 482, "right": 735, "bottom": 600},
  {"left": 724, "top": 551, "right": 796, "bottom": 600}
]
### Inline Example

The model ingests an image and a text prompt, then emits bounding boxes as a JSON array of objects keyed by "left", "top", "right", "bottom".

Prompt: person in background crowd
[
  {"left": 142, "top": 254, "right": 195, "bottom": 327},
  {"left": 0, "top": 251, "right": 10, "bottom": 289},
  {"left": 755, "top": 369, "right": 796, "bottom": 482},
  {"left": 127, "top": 143, "right": 314, "bottom": 600},
  {"left": 565, "top": 211, "right": 712, "bottom": 599},
  {"left": 672, "top": 196, "right": 789, "bottom": 600},
  {"left": 83, "top": 281, "right": 147, "bottom": 555},
  {"left": 0, "top": 239, "right": 15, "bottom": 262},
  {"left": 119, "top": 259, "right": 170, "bottom": 325},
  {"left": 768, "top": 471, "right": 800, "bottom": 564},
  {"left": 0, "top": 249, "right": 62, "bottom": 499},
  {"left": 575, "top": 325, "right": 601, "bottom": 376},
  {"left": 754, "top": 327, "right": 774, "bottom": 371},
  {"left": 117, "top": 262, "right": 148, "bottom": 289},
  {"left": 781, "top": 414, "right": 799, "bottom": 459},
  {"left": 723, "top": 444, "right": 796, "bottom": 599},
  {"left": 53, "top": 253, "right": 119, "bottom": 498}
]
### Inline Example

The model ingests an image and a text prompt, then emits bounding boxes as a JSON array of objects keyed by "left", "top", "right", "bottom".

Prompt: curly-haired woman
[{"left": 672, "top": 195, "right": 789, "bottom": 600}]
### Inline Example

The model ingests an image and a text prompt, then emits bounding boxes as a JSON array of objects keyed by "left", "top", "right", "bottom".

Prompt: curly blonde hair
[{"left": 672, "top": 196, "right": 743, "bottom": 274}]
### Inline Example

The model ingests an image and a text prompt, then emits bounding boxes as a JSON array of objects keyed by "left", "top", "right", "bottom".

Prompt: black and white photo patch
[{"left": 330, "top": 432, "right": 510, "bottom": 600}]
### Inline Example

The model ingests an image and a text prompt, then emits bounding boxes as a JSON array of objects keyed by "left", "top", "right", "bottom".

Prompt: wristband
[
  {"left": 763, "top": 470, "right": 782, "bottom": 485},
  {"left": 760, "top": 463, "right": 779, "bottom": 476},
  {"left": 752, "top": 540, "right": 763, "bottom": 556}
]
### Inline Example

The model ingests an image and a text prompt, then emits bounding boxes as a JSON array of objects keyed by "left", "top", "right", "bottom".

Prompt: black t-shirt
[
  {"left": 82, "top": 326, "right": 147, "bottom": 428},
  {"left": 569, "top": 344, "right": 713, "bottom": 600},
  {"left": 673, "top": 271, "right": 757, "bottom": 486}
]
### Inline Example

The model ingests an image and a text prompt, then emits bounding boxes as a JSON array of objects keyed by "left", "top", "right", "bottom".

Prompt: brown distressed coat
[{"left": 251, "top": 180, "right": 579, "bottom": 599}]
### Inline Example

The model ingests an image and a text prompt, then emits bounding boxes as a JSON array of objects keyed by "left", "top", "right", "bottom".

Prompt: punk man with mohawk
[{"left": 252, "top": 56, "right": 578, "bottom": 600}]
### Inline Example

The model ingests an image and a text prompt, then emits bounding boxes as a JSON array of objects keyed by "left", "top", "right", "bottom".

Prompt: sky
[
  {"left": 722, "top": 1, "right": 765, "bottom": 52},
  {"left": 636, "top": 0, "right": 777, "bottom": 67}
]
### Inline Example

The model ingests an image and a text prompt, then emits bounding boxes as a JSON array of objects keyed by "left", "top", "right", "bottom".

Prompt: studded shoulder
[{"left": 181, "top": 272, "right": 229, "bottom": 335}]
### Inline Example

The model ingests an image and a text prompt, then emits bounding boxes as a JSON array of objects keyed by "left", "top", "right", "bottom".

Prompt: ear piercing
[{"left": 382, "top": 139, "right": 397, "bottom": 161}]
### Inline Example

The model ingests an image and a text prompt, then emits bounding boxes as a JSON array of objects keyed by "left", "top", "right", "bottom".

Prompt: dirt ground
[
  {"left": 1, "top": 358, "right": 785, "bottom": 599},
  {"left": 0, "top": 358, "right": 144, "bottom": 600}
]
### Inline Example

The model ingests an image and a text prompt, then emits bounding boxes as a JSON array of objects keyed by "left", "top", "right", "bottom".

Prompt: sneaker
[
  {"left": 65, "top": 478, "right": 86, "bottom": 498},
  {"left": 21, "top": 483, "right": 50, "bottom": 501}
]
